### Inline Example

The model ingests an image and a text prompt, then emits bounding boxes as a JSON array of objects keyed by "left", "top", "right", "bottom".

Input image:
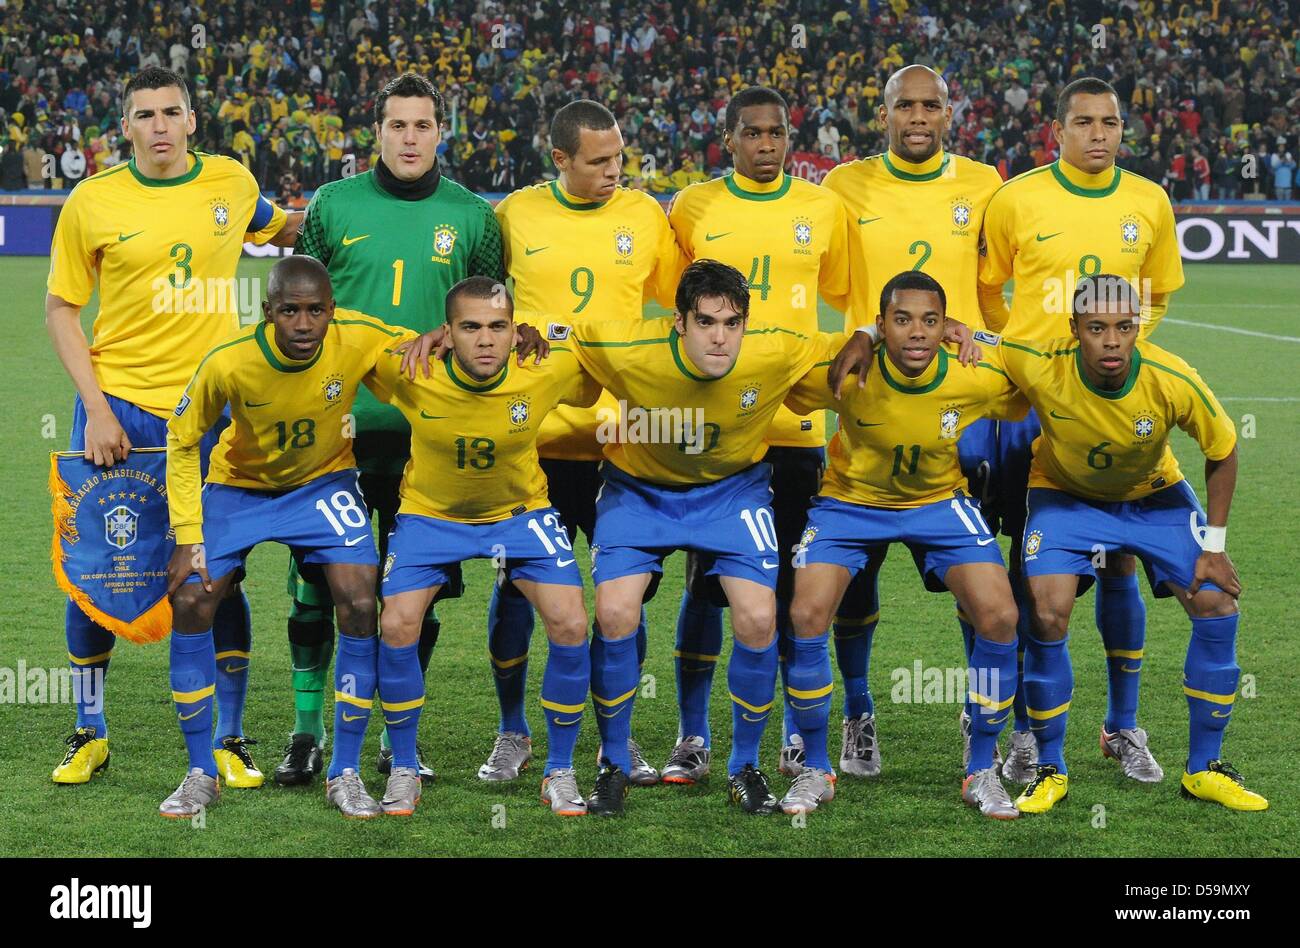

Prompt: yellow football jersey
[
  {"left": 48, "top": 151, "right": 287, "bottom": 418},
  {"left": 978, "top": 159, "right": 1184, "bottom": 342},
  {"left": 559, "top": 315, "right": 841, "bottom": 486},
  {"left": 822, "top": 149, "right": 1003, "bottom": 330},
  {"left": 993, "top": 336, "right": 1235, "bottom": 501},
  {"left": 789, "top": 346, "right": 1029, "bottom": 509},
  {"left": 167, "top": 311, "right": 406, "bottom": 543},
  {"left": 668, "top": 170, "right": 851, "bottom": 447},
  {"left": 366, "top": 347, "right": 601, "bottom": 523},
  {"left": 496, "top": 180, "right": 685, "bottom": 461}
]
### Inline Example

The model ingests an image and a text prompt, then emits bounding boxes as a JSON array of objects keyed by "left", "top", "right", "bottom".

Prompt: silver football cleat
[
  {"left": 540, "top": 768, "right": 588, "bottom": 816},
  {"left": 959, "top": 707, "right": 1005, "bottom": 770},
  {"left": 326, "top": 768, "right": 383, "bottom": 819},
  {"left": 661, "top": 736, "right": 711, "bottom": 784},
  {"left": 1100, "top": 726, "right": 1165, "bottom": 783},
  {"left": 380, "top": 766, "right": 422, "bottom": 816},
  {"left": 477, "top": 731, "right": 533, "bottom": 782},
  {"left": 1001, "top": 729, "right": 1039, "bottom": 783},
  {"left": 779, "top": 766, "right": 836, "bottom": 814},
  {"left": 962, "top": 766, "right": 1020, "bottom": 819},
  {"left": 840, "top": 713, "right": 881, "bottom": 777},
  {"left": 778, "top": 733, "right": 806, "bottom": 777},
  {"left": 627, "top": 737, "right": 660, "bottom": 786},
  {"left": 160, "top": 767, "right": 219, "bottom": 819}
]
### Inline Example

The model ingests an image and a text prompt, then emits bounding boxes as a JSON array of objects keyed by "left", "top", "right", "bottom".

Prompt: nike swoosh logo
[
  {"left": 1029, "top": 724, "right": 1049, "bottom": 731},
  {"left": 1120, "top": 663, "right": 1141, "bottom": 673},
  {"left": 524, "top": 246, "right": 548, "bottom": 255},
  {"left": 341, "top": 234, "right": 371, "bottom": 246},
  {"left": 855, "top": 420, "right": 883, "bottom": 427},
  {"left": 386, "top": 715, "right": 412, "bottom": 725},
  {"left": 345, "top": 536, "right": 368, "bottom": 547},
  {"left": 555, "top": 558, "right": 575, "bottom": 567},
  {"left": 1035, "top": 232, "right": 1062, "bottom": 242},
  {"left": 705, "top": 232, "right": 731, "bottom": 241},
  {"left": 857, "top": 217, "right": 881, "bottom": 225},
  {"left": 419, "top": 411, "right": 447, "bottom": 420},
  {"left": 789, "top": 700, "right": 826, "bottom": 711},
  {"left": 597, "top": 707, "right": 627, "bottom": 719},
  {"left": 762, "top": 560, "right": 778, "bottom": 569},
  {"left": 244, "top": 400, "right": 271, "bottom": 408},
  {"left": 222, "top": 664, "right": 248, "bottom": 674},
  {"left": 117, "top": 231, "right": 143, "bottom": 242},
  {"left": 1211, "top": 710, "right": 1232, "bottom": 718},
  {"left": 342, "top": 712, "right": 366, "bottom": 722},
  {"left": 552, "top": 716, "right": 583, "bottom": 726},
  {"left": 988, "top": 714, "right": 1010, "bottom": 726},
  {"left": 976, "top": 537, "right": 997, "bottom": 546},
  {"left": 1048, "top": 409, "right": 1077, "bottom": 421},
  {"left": 741, "top": 712, "right": 767, "bottom": 723},
  {"left": 178, "top": 705, "right": 206, "bottom": 721}
]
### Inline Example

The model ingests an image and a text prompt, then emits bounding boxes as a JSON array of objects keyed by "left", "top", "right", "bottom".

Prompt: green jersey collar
[
  {"left": 1075, "top": 346, "right": 1140, "bottom": 399},
  {"left": 255, "top": 321, "right": 324, "bottom": 373},
  {"left": 1050, "top": 159, "right": 1121, "bottom": 198},
  {"left": 670, "top": 328, "right": 735, "bottom": 381},
  {"left": 878, "top": 346, "right": 948, "bottom": 394},
  {"left": 445, "top": 352, "right": 509, "bottom": 391},
  {"left": 128, "top": 150, "right": 204, "bottom": 187}
]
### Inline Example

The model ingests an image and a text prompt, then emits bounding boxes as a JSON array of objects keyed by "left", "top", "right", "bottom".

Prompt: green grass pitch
[{"left": 1, "top": 256, "right": 1295, "bottom": 857}]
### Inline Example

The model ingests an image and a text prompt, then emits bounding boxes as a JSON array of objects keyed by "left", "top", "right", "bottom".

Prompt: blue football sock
[
  {"left": 487, "top": 582, "right": 534, "bottom": 737},
  {"left": 1185, "top": 614, "right": 1240, "bottom": 773},
  {"left": 674, "top": 588, "right": 723, "bottom": 747},
  {"left": 834, "top": 610, "right": 878, "bottom": 719},
  {"left": 381, "top": 611, "right": 440, "bottom": 753},
  {"left": 787, "top": 633, "right": 834, "bottom": 771},
  {"left": 728, "top": 636, "right": 778, "bottom": 776},
  {"left": 66, "top": 601, "right": 113, "bottom": 738},
  {"left": 541, "top": 640, "right": 589, "bottom": 774},
  {"left": 170, "top": 629, "right": 217, "bottom": 776},
  {"left": 328, "top": 633, "right": 378, "bottom": 779},
  {"left": 212, "top": 591, "right": 252, "bottom": 747},
  {"left": 590, "top": 631, "right": 638, "bottom": 773},
  {"left": 1022, "top": 633, "right": 1073, "bottom": 773},
  {"left": 967, "top": 635, "right": 1019, "bottom": 774},
  {"left": 1009, "top": 568, "right": 1033, "bottom": 732},
  {"left": 777, "top": 624, "right": 799, "bottom": 743},
  {"left": 378, "top": 639, "right": 423, "bottom": 770},
  {"left": 957, "top": 611, "right": 977, "bottom": 719},
  {"left": 1096, "top": 574, "right": 1146, "bottom": 733}
]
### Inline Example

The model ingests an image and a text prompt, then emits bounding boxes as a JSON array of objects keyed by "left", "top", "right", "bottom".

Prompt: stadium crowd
[{"left": 1, "top": 0, "right": 1297, "bottom": 200}]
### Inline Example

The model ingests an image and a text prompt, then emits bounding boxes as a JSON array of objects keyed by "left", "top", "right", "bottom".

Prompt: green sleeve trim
[
  {"left": 191, "top": 333, "right": 258, "bottom": 381},
  {"left": 975, "top": 361, "right": 1009, "bottom": 378},
  {"left": 574, "top": 336, "right": 672, "bottom": 348},
  {"left": 742, "top": 326, "right": 811, "bottom": 340},
  {"left": 1075, "top": 347, "right": 1141, "bottom": 399},
  {"left": 255, "top": 320, "right": 323, "bottom": 373},
  {"left": 127, "top": 150, "right": 204, "bottom": 188},
  {"left": 1143, "top": 357, "right": 1217, "bottom": 416},
  {"left": 334, "top": 318, "right": 405, "bottom": 337},
  {"left": 1001, "top": 340, "right": 1047, "bottom": 357}
]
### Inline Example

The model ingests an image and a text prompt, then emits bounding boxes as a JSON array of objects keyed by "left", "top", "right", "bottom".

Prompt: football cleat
[
  {"left": 274, "top": 733, "right": 324, "bottom": 786},
  {"left": 961, "top": 767, "right": 1020, "bottom": 820},
  {"left": 778, "top": 734, "right": 806, "bottom": 777},
  {"left": 780, "top": 767, "right": 837, "bottom": 815},
  {"left": 378, "top": 743, "right": 437, "bottom": 783},
  {"left": 1001, "top": 729, "right": 1038, "bottom": 783},
  {"left": 1180, "top": 760, "right": 1268, "bottom": 812},
  {"left": 52, "top": 726, "right": 110, "bottom": 785},
  {"left": 1015, "top": 764, "right": 1069, "bottom": 814},
  {"left": 325, "top": 768, "right": 382, "bottom": 819},
  {"left": 959, "top": 708, "right": 1004, "bottom": 771},
  {"left": 540, "top": 769, "right": 588, "bottom": 817},
  {"left": 380, "top": 766, "right": 422, "bottom": 817},
  {"left": 160, "top": 768, "right": 219, "bottom": 819},
  {"left": 1100, "top": 726, "right": 1164, "bottom": 783},
  {"left": 477, "top": 731, "right": 532, "bottom": 782},
  {"left": 661, "top": 736, "right": 711, "bottom": 784},
  {"left": 840, "top": 713, "right": 881, "bottom": 777},
  {"left": 728, "top": 764, "right": 781, "bottom": 815},
  {"left": 213, "top": 736, "right": 265, "bottom": 788},
  {"left": 587, "top": 761, "right": 629, "bottom": 817},
  {"left": 596, "top": 737, "right": 660, "bottom": 786}
]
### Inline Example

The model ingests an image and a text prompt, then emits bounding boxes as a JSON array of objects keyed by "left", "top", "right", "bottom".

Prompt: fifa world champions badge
[{"left": 50, "top": 448, "right": 175, "bottom": 643}]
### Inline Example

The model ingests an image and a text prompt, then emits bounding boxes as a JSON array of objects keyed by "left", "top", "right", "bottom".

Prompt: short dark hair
[
  {"left": 445, "top": 276, "right": 512, "bottom": 323},
  {"left": 674, "top": 259, "right": 750, "bottom": 321},
  {"left": 879, "top": 270, "right": 947, "bottom": 319},
  {"left": 1072, "top": 274, "right": 1141, "bottom": 318},
  {"left": 266, "top": 255, "right": 332, "bottom": 301},
  {"left": 725, "top": 86, "right": 789, "bottom": 134},
  {"left": 122, "top": 67, "right": 190, "bottom": 117},
  {"left": 550, "top": 99, "right": 618, "bottom": 156},
  {"left": 1056, "top": 77, "right": 1119, "bottom": 124},
  {"left": 374, "top": 72, "right": 445, "bottom": 125}
]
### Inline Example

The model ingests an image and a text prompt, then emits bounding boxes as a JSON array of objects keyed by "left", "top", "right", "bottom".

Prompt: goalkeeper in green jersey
[{"left": 277, "top": 72, "right": 504, "bottom": 786}]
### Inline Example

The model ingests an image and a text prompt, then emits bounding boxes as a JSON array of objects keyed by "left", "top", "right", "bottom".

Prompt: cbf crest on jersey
[
  {"left": 50, "top": 448, "right": 174, "bottom": 643},
  {"left": 792, "top": 217, "right": 814, "bottom": 249},
  {"left": 508, "top": 396, "right": 532, "bottom": 429},
  {"left": 939, "top": 406, "right": 962, "bottom": 439},
  {"left": 1120, "top": 214, "right": 1141, "bottom": 250},
  {"left": 797, "top": 524, "right": 819, "bottom": 552},
  {"left": 1132, "top": 411, "right": 1157, "bottom": 440},
  {"left": 738, "top": 383, "right": 762, "bottom": 414},
  {"left": 432, "top": 224, "right": 459, "bottom": 262},
  {"left": 951, "top": 197, "right": 973, "bottom": 231},
  {"left": 209, "top": 197, "right": 232, "bottom": 234},
  {"left": 322, "top": 373, "right": 345, "bottom": 404},
  {"left": 614, "top": 226, "right": 635, "bottom": 259}
]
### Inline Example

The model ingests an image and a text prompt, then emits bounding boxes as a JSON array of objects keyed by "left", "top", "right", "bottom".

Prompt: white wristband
[
  {"left": 854, "top": 325, "right": 882, "bottom": 344},
  {"left": 1201, "top": 525, "right": 1227, "bottom": 553}
]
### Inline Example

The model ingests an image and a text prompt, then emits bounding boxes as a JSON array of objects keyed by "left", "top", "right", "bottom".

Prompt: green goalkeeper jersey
[{"left": 295, "top": 168, "right": 504, "bottom": 441}]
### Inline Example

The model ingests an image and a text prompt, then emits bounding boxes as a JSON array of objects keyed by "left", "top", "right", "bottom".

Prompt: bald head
[
  {"left": 266, "top": 254, "right": 333, "bottom": 303},
  {"left": 879, "top": 64, "right": 952, "bottom": 163}
]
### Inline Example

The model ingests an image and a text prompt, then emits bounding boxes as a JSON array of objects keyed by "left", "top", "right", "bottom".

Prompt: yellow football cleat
[
  {"left": 1015, "top": 764, "right": 1069, "bottom": 813},
  {"left": 213, "top": 736, "right": 265, "bottom": 788},
  {"left": 1181, "top": 760, "right": 1268, "bottom": 812},
  {"left": 52, "top": 727, "right": 110, "bottom": 784}
]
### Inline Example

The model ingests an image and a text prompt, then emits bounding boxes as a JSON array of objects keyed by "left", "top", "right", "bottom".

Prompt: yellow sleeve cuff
[{"left": 173, "top": 524, "right": 204, "bottom": 546}]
